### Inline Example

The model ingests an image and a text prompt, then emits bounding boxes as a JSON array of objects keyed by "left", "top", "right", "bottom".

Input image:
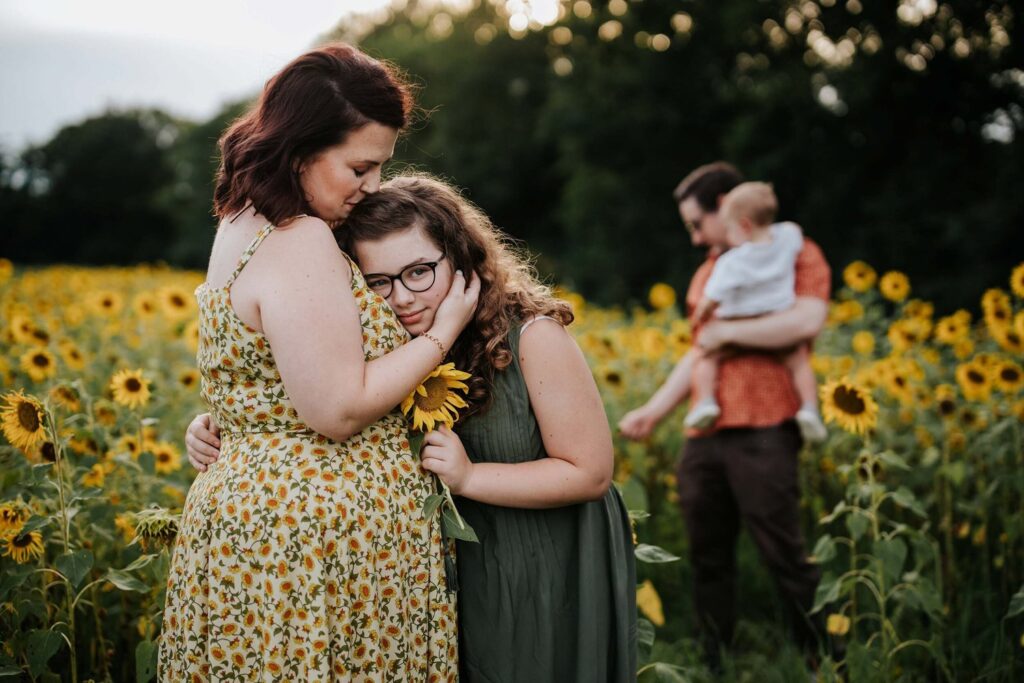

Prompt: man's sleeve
[{"left": 794, "top": 238, "right": 831, "bottom": 301}]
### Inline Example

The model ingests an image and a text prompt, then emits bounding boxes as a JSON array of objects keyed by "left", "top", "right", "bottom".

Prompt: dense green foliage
[{"left": 1, "top": 0, "right": 1020, "bottom": 310}]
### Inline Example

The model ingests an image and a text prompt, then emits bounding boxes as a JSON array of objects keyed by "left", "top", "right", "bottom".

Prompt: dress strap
[
  {"left": 225, "top": 223, "right": 274, "bottom": 289},
  {"left": 520, "top": 315, "right": 560, "bottom": 336}
]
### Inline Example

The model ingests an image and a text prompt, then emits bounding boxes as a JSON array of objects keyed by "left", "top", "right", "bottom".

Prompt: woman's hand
[
  {"left": 420, "top": 425, "right": 474, "bottom": 495},
  {"left": 429, "top": 271, "right": 481, "bottom": 347},
  {"left": 186, "top": 413, "right": 221, "bottom": 472}
]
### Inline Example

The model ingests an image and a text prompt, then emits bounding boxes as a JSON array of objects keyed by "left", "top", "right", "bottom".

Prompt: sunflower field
[{"left": 1, "top": 256, "right": 1023, "bottom": 681}]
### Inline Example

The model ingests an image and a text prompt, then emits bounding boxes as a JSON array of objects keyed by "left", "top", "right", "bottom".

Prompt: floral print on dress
[{"left": 160, "top": 225, "right": 457, "bottom": 682}]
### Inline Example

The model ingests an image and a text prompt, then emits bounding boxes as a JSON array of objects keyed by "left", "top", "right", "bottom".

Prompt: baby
[{"left": 684, "top": 181, "right": 827, "bottom": 443}]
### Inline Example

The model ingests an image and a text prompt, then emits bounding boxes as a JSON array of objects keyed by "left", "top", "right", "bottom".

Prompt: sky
[{"left": 0, "top": 0, "right": 393, "bottom": 150}]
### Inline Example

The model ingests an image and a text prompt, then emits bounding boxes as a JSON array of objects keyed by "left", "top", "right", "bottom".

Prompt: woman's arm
[
  {"left": 259, "top": 219, "right": 479, "bottom": 442},
  {"left": 421, "top": 319, "right": 613, "bottom": 508}
]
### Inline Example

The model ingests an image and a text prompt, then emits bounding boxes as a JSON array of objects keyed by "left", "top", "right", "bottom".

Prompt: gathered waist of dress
[{"left": 218, "top": 427, "right": 317, "bottom": 437}]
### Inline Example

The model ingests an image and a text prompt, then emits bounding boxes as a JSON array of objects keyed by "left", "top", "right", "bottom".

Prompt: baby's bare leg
[
  {"left": 784, "top": 344, "right": 818, "bottom": 408},
  {"left": 690, "top": 347, "right": 718, "bottom": 406}
]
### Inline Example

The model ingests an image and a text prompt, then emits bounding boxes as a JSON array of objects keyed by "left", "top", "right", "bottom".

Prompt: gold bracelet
[{"left": 422, "top": 332, "right": 446, "bottom": 358}]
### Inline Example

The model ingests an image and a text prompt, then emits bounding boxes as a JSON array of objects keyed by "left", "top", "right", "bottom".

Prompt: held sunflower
[
  {"left": 109, "top": 369, "right": 152, "bottom": 409},
  {"left": 820, "top": 378, "right": 878, "bottom": 435},
  {"left": 401, "top": 363, "right": 471, "bottom": 432},
  {"left": 1, "top": 391, "right": 48, "bottom": 451}
]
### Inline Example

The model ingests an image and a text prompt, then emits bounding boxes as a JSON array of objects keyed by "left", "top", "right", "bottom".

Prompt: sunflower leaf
[
  {"left": 442, "top": 508, "right": 478, "bottom": 543},
  {"left": 26, "top": 629, "right": 64, "bottom": 677},
  {"left": 105, "top": 570, "right": 149, "bottom": 593},
  {"left": 422, "top": 494, "right": 444, "bottom": 519},
  {"left": 635, "top": 544, "right": 680, "bottom": 563},
  {"left": 19, "top": 515, "right": 52, "bottom": 534},
  {"left": 136, "top": 639, "right": 157, "bottom": 683},
  {"left": 55, "top": 549, "right": 93, "bottom": 588}
]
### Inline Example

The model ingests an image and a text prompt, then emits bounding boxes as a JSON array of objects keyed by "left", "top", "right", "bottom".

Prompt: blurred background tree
[{"left": 1, "top": 0, "right": 1020, "bottom": 310}]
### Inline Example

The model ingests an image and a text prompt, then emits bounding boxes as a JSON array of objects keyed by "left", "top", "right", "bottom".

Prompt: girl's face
[
  {"left": 298, "top": 122, "right": 398, "bottom": 224},
  {"left": 353, "top": 223, "right": 454, "bottom": 337}
]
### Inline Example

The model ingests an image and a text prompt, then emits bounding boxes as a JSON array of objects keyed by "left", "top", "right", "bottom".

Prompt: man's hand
[{"left": 618, "top": 406, "right": 660, "bottom": 441}]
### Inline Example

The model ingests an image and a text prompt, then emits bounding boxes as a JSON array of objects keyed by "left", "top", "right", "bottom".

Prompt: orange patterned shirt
[{"left": 686, "top": 238, "right": 831, "bottom": 435}]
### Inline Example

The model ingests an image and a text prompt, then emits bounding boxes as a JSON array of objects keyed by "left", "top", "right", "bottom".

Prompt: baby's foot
[
  {"left": 684, "top": 399, "right": 721, "bottom": 430},
  {"left": 796, "top": 406, "right": 828, "bottom": 444}
]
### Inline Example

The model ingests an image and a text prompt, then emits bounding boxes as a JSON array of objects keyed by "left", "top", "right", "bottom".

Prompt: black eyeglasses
[{"left": 364, "top": 254, "right": 447, "bottom": 298}]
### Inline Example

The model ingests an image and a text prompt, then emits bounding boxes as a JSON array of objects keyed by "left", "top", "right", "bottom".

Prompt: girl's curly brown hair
[{"left": 339, "top": 174, "right": 574, "bottom": 417}]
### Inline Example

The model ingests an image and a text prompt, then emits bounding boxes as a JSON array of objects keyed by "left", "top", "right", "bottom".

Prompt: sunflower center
[
  {"left": 125, "top": 378, "right": 142, "bottom": 392},
  {"left": 12, "top": 534, "right": 33, "bottom": 548},
  {"left": 32, "top": 354, "right": 50, "bottom": 368},
  {"left": 967, "top": 370, "right": 985, "bottom": 384},
  {"left": 171, "top": 295, "right": 185, "bottom": 307},
  {"left": 1002, "top": 368, "right": 1021, "bottom": 382},
  {"left": 41, "top": 442, "right": 56, "bottom": 462},
  {"left": 833, "top": 385, "right": 866, "bottom": 416},
  {"left": 939, "top": 399, "right": 955, "bottom": 416},
  {"left": 414, "top": 377, "right": 451, "bottom": 412},
  {"left": 17, "top": 402, "right": 40, "bottom": 431},
  {"left": 158, "top": 452, "right": 171, "bottom": 463}
]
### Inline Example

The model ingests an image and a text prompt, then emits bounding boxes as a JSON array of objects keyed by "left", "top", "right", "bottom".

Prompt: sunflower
[
  {"left": 86, "top": 290, "right": 124, "bottom": 317},
  {"left": 20, "top": 348, "right": 57, "bottom": 382},
  {"left": 133, "top": 507, "right": 179, "bottom": 551},
  {"left": 953, "top": 338, "right": 975, "bottom": 360},
  {"left": 0, "top": 257, "right": 12, "bottom": 283},
  {"left": 9, "top": 314, "right": 38, "bottom": 345},
  {"left": 982, "top": 288, "right": 1012, "bottom": 330},
  {"left": 843, "top": 261, "right": 877, "bottom": 292},
  {"left": 994, "top": 360, "right": 1024, "bottom": 394},
  {"left": 81, "top": 463, "right": 106, "bottom": 488},
  {"left": 110, "top": 434, "right": 141, "bottom": 459},
  {"left": 1, "top": 391, "right": 47, "bottom": 451},
  {"left": 58, "top": 341, "right": 87, "bottom": 371},
  {"left": 1009, "top": 263, "right": 1024, "bottom": 298},
  {"left": 48, "top": 384, "right": 81, "bottom": 412},
  {"left": 114, "top": 513, "right": 136, "bottom": 543},
  {"left": 935, "top": 384, "right": 958, "bottom": 419},
  {"left": 887, "top": 318, "right": 929, "bottom": 352},
  {"left": 159, "top": 285, "right": 195, "bottom": 319},
  {"left": 820, "top": 378, "right": 878, "bottom": 435},
  {"left": 829, "top": 300, "right": 864, "bottom": 325},
  {"left": 0, "top": 502, "right": 30, "bottom": 539},
  {"left": 903, "top": 299, "right": 934, "bottom": 320},
  {"left": 109, "top": 369, "right": 151, "bottom": 409},
  {"left": 178, "top": 369, "right": 200, "bottom": 390},
  {"left": 636, "top": 580, "right": 665, "bottom": 627},
  {"left": 94, "top": 401, "right": 118, "bottom": 427},
  {"left": 152, "top": 441, "right": 183, "bottom": 474},
  {"left": 956, "top": 361, "right": 991, "bottom": 402},
  {"left": 935, "top": 313, "right": 969, "bottom": 345},
  {"left": 648, "top": 283, "right": 677, "bottom": 311},
  {"left": 401, "top": 363, "right": 471, "bottom": 432},
  {"left": 992, "top": 326, "right": 1024, "bottom": 355},
  {"left": 826, "top": 613, "right": 851, "bottom": 637},
  {"left": 4, "top": 531, "right": 44, "bottom": 564},
  {"left": 132, "top": 292, "right": 159, "bottom": 319},
  {"left": 879, "top": 271, "right": 910, "bottom": 302},
  {"left": 182, "top": 320, "right": 200, "bottom": 353}
]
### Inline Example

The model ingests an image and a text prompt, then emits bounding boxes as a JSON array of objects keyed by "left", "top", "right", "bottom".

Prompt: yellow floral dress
[{"left": 159, "top": 224, "right": 457, "bottom": 682}]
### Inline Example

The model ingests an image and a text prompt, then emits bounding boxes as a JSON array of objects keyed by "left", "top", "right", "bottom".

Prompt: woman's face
[
  {"left": 353, "top": 224, "right": 454, "bottom": 337},
  {"left": 299, "top": 122, "right": 398, "bottom": 224}
]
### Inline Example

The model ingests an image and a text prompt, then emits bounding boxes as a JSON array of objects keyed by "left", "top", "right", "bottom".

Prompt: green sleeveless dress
[{"left": 453, "top": 321, "right": 637, "bottom": 682}]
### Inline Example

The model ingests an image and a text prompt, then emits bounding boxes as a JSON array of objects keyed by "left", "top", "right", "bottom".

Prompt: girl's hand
[
  {"left": 420, "top": 425, "right": 474, "bottom": 495},
  {"left": 186, "top": 413, "right": 221, "bottom": 472},
  {"left": 429, "top": 271, "right": 481, "bottom": 347}
]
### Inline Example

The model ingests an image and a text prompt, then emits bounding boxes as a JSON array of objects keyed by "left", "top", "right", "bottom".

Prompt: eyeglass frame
[{"left": 363, "top": 253, "right": 448, "bottom": 299}]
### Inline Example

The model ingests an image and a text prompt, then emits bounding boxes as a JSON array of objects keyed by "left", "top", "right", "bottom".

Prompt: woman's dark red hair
[{"left": 213, "top": 43, "right": 413, "bottom": 225}]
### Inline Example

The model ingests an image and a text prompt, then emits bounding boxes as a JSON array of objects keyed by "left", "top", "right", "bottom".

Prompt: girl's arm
[{"left": 421, "top": 319, "right": 613, "bottom": 508}]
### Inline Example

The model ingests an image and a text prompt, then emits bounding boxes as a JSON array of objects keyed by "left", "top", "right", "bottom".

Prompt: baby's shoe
[
  {"left": 796, "top": 406, "right": 828, "bottom": 444},
  {"left": 684, "top": 399, "right": 721, "bottom": 430}
]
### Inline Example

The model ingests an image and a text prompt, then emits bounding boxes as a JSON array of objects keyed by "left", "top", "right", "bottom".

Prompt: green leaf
[
  {"left": 628, "top": 510, "right": 651, "bottom": 522},
  {"left": 874, "top": 538, "right": 907, "bottom": 583},
  {"left": 810, "top": 534, "right": 837, "bottom": 564},
  {"left": 138, "top": 451, "right": 156, "bottom": 475},
  {"left": 878, "top": 450, "right": 910, "bottom": 471},
  {"left": 617, "top": 476, "right": 648, "bottom": 513},
  {"left": 106, "top": 570, "right": 149, "bottom": 593},
  {"left": 812, "top": 574, "right": 841, "bottom": 613},
  {"left": 0, "top": 666, "right": 23, "bottom": 678},
  {"left": 442, "top": 509, "right": 478, "bottom": 543},
  {"left": 19, "top": 515, "right": 52, "bottom": 534},
  {"left": 819, "top": 500, "right": 848, "bottom": 524},
  {"left": 123, "top": 553, "right": 159, "bottom": 572},
  {"left": 0, "top": 565, "right": 32, "bottom": 601},
  {"left": 891, "top": 487, "right": 926, "bottom": 517},
  {"left": 55, "top": 549, "right": 94, "bottom": 588},
  {"left": 422, "top": 494, "right": 444, "bottom": 519},
  {"left": 136, "top": 639, "right": 157, "bottom": 683},
  {"left": 1007, "top": 584, "right": 1024, "bottom": 618},
  {"left": 638, "top": 662, "right": 690, "bottom": 683},
  {"left": 940, "top": 461, "right": 967, "bottom": 487},
  {"left": 637, "top": 617, "right": 656, "bottom": 648},
  {"left": 26, "top": 630, "right": 63, "bottom": 677},
  {"left": 846, "top": 512, "right": 869, "bottom": 541},
  {"left": 635, "top": 544, "right": 681, "bottom": 564}
]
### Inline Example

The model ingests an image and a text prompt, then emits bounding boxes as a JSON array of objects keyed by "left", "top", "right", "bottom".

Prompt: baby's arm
[{"left": 693, "top": 296, "right": 719, "bottom": 324}]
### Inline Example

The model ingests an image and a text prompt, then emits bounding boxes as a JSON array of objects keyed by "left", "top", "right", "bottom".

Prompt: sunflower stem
[
  {"left": 440, "top": 480, "right": 466, "bottom": 530},
  {"left": 44, "top": 406, "right": 78, "bottom": 683}
]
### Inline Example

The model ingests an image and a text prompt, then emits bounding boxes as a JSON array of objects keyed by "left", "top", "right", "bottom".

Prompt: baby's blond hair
[{"left": 720, "top": 181, "right": 778, "bottom": 228}]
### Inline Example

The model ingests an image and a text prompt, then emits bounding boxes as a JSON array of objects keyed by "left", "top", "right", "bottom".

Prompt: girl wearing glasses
[{"left": 187, "top": 175, "right": 637, "bottom": 682}]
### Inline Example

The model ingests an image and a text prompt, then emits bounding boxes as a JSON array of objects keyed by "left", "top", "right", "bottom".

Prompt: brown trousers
[{"left": 676, "top": 420, "right": 822, "bottom": 654}]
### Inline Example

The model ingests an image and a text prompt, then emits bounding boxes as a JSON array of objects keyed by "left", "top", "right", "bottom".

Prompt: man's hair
[
  {"left": 720, "top": 181, "right": 778, "bottom": 228},
  {"left": 672, "top": 161, "right": 744, "bottom": 212}
]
